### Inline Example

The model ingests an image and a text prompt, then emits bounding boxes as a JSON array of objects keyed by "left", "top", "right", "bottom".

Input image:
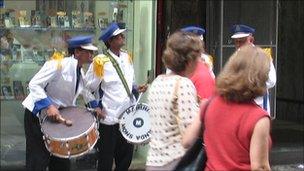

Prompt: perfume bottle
[
  {"left": 4, "top": 12, "right": 13, "bottom": 28},
  {"left": 31, "top": 10, "right": 41, "bottom": 27},
  {"left": 19, "top": 10, "right": 30, "bottom": 27},
  {"left": 84, "top": 12, "right": 94, "bottom": 28},
  {"left": 72, "top": 11, "right": 81, "bottom": 28},
  {"left": 57, "top": 11, "right": 66, "bottom": 28}
]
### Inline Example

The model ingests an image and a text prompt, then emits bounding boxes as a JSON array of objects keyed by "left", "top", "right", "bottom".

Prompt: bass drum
[{"left": 119, "top": 103, "right": 151, "bottom": 144}]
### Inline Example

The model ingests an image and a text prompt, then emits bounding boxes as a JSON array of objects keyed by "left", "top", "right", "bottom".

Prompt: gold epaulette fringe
[
  {"left": 93, "top": 54, "right": 110, "bottom": 78},
  {"left": 50, "top": 51, "right": 64, "bottom": 69}
]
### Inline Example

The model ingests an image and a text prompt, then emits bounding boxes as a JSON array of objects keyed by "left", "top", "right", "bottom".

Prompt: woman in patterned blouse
[{"left": 146, "top": 31, "right": 202, "bottom": 170}]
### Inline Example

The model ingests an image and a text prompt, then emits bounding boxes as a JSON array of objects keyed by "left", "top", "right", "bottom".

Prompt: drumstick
[
  {"left": 58, "top": 115, "right": 73, "bottom": 126},
  {"left": 133, "top": 92, "right": 143, "bottom": 115}
]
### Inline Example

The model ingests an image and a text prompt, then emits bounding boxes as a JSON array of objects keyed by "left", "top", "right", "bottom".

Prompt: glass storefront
[{"left": 0, "top": 0, "right": 156, "bottom": 169}]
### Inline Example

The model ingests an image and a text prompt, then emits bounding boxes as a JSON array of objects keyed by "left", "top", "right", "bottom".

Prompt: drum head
[
  {"left": 41, "top": 107, "right": 95, "bottom": 139},
  {"left": 119, "top": 103, "right": 151, "bottom": 144}
]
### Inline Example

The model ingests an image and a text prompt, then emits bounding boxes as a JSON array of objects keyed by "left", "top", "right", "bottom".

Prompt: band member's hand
[
  {"left": 46, "top": 105, "right": 61, "bottom": 122},
  {"left": 138, "top": 84, "right": 148, "bottom": 93},
  {"left": 95, "top": 107, "right": 106, "bottom": 120}
]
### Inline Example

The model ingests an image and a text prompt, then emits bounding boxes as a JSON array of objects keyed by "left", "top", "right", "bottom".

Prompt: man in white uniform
[
  {"left": 22, "top": 35, "right": 102, "bottom": 171},
  {"left": 85, "top": 22, "right": 147, "bottom": 171},
  {"left": 230, "top": 24, "right": 277, "bottom": 114}
]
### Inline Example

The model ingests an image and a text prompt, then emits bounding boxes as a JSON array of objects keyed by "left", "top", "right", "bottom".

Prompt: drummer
[
  {"left": 85, "top": 22, "right": 147, "bottom": 171},
  {"left": 22, "top": 35, "right": 102, "bottom": 171}
]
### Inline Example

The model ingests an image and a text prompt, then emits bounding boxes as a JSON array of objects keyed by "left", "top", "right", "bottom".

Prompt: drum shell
[{"left": 40, "top": 107, "right": 99, "bottom": 158}]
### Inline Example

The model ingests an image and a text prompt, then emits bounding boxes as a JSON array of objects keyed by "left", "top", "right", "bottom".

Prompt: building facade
[
  {"left": 0, "top": 0, "right": 303, "bottom": 169},
  {"left": 156, "top": 0, "right": 303, "bottom": 164}
]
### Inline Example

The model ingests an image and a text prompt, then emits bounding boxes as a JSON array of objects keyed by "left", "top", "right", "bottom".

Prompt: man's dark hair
[{"left": 68, "top": 47, "right": 84, "bottom": 55}]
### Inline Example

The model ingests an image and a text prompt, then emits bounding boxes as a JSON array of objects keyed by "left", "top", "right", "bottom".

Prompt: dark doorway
[{"left": 156, "top": 0, "right": 207, "bottom": 75}]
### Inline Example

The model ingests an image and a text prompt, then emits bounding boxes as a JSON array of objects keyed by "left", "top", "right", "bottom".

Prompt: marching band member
[
  {"left": 85, "top": 22, "right": 147, "bottom": 171},
  {"left": 230, "top": 24, "right": 277, "bottom": 114},
  {"left": 22, "top": 35, "right": 101, "bottom": 171}
]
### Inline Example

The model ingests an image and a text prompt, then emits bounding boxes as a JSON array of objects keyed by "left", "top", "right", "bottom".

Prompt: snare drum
[
  {"left": 119, "top": 103, "right": 151, "bottom": 144},
  {"left": 40, "top": 107, "right": 99, "bottom": 158}
]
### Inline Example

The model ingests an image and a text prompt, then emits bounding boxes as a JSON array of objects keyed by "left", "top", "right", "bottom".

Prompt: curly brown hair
[
  {"left": 216, "top": 45, "right": 270, "bottom": 102},
  {"left": 162, "top": 31, "right": 203, "bottom": 73}
]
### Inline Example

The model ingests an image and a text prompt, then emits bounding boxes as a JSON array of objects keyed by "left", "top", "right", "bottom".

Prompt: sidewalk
[{"left": 1, "top": 101, "right": 303, "bottom": 170}]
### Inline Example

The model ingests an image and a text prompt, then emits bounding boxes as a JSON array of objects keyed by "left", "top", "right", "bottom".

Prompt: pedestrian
[
  {"left": 183, "top": 45, "right": 272, "bottom": 170},
  {"left": 180, "top": 26, "right": 215, "bottom": 101},
  {"left": 85, "top": 22, "right": 147, "bottom": 171},
  {"left": 230, "top": 24, "right": 276, "bottom": 114},
  {"left": 22, "top": 35, "right": 102, "bottom": 171},
  {"left": 145, "top": 31, "right": 201, "bottom": 170},
  {"left": 181, "top": 26, "right": 214, "bottom": 74}
]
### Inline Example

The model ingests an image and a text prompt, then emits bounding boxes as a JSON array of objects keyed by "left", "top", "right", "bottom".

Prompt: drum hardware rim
[
  {"left": 40, "top": 116, "right": 97, "bottom": 141},
  {"left": 44, "top": 136, "right": 99, "bottom": 159},
  {"left": 43, "top": 134, "right": 50, "bottom": 141},
  {"left": 117, "top": 102, "right": 149, "bottom": 120},
  {"left": 125, "top": 138, "right": 151, "bottom": 145}
]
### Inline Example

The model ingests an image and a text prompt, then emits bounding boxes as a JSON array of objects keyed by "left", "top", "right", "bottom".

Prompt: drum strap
[{"left": 105, "top": 52, "right": 132, "bottom": 99}]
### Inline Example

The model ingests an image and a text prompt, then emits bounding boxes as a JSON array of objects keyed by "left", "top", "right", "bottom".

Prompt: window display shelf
[{"left": 1, "top": 27, "right": 95, "bottom": 32}]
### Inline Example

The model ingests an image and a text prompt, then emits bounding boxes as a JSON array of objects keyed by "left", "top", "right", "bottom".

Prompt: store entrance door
[{"left": 156, "top": 0, "right": 207, "bottom": 75}]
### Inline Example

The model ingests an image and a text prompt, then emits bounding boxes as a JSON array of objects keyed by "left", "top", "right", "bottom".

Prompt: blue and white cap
[
  {"left": 231, "top": 24, "right": 255, "bottom": 39},
  {"left": 181, "top": 26, "right": 205, "bottom": 35},
  {"left": 67, "top": 35, "right": 98, "bottom": 51},
  {"left": 99, "top": 22, "right": 126, "bottom": 43},
  {"left": 181, "top": 26, "right": 205, "bottom": 40}
]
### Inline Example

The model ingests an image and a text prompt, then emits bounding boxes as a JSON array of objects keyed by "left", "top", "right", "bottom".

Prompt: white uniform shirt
[
  {"left": 254, "top": 61, "right": 276, "bottom": 114},
  {"left": 201, "top": 53, "right": 215, "bottom": 78},
  {"left": 85, "top": 50, "right": 136, "bottom": 125},
  {"left": 22, "top": 56, "right": 96, "bottom": 116}
]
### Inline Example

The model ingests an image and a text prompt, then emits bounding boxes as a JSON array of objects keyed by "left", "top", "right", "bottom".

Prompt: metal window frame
[{"left": 218, "top": 0, "right": 278, "bottom": 119}]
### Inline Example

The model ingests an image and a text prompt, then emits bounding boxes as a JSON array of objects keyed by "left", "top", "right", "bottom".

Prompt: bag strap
[
  {"left": 172, "top": 76, "right": 184, "bottom": 134},
  {"left": 105, "top": 52, "right": 132, "bottom": 98}
]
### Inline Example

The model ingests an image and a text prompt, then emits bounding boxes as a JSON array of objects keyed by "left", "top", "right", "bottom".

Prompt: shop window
[{"left": 0, "top": 0, "right": 135, "bottom": 168}]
